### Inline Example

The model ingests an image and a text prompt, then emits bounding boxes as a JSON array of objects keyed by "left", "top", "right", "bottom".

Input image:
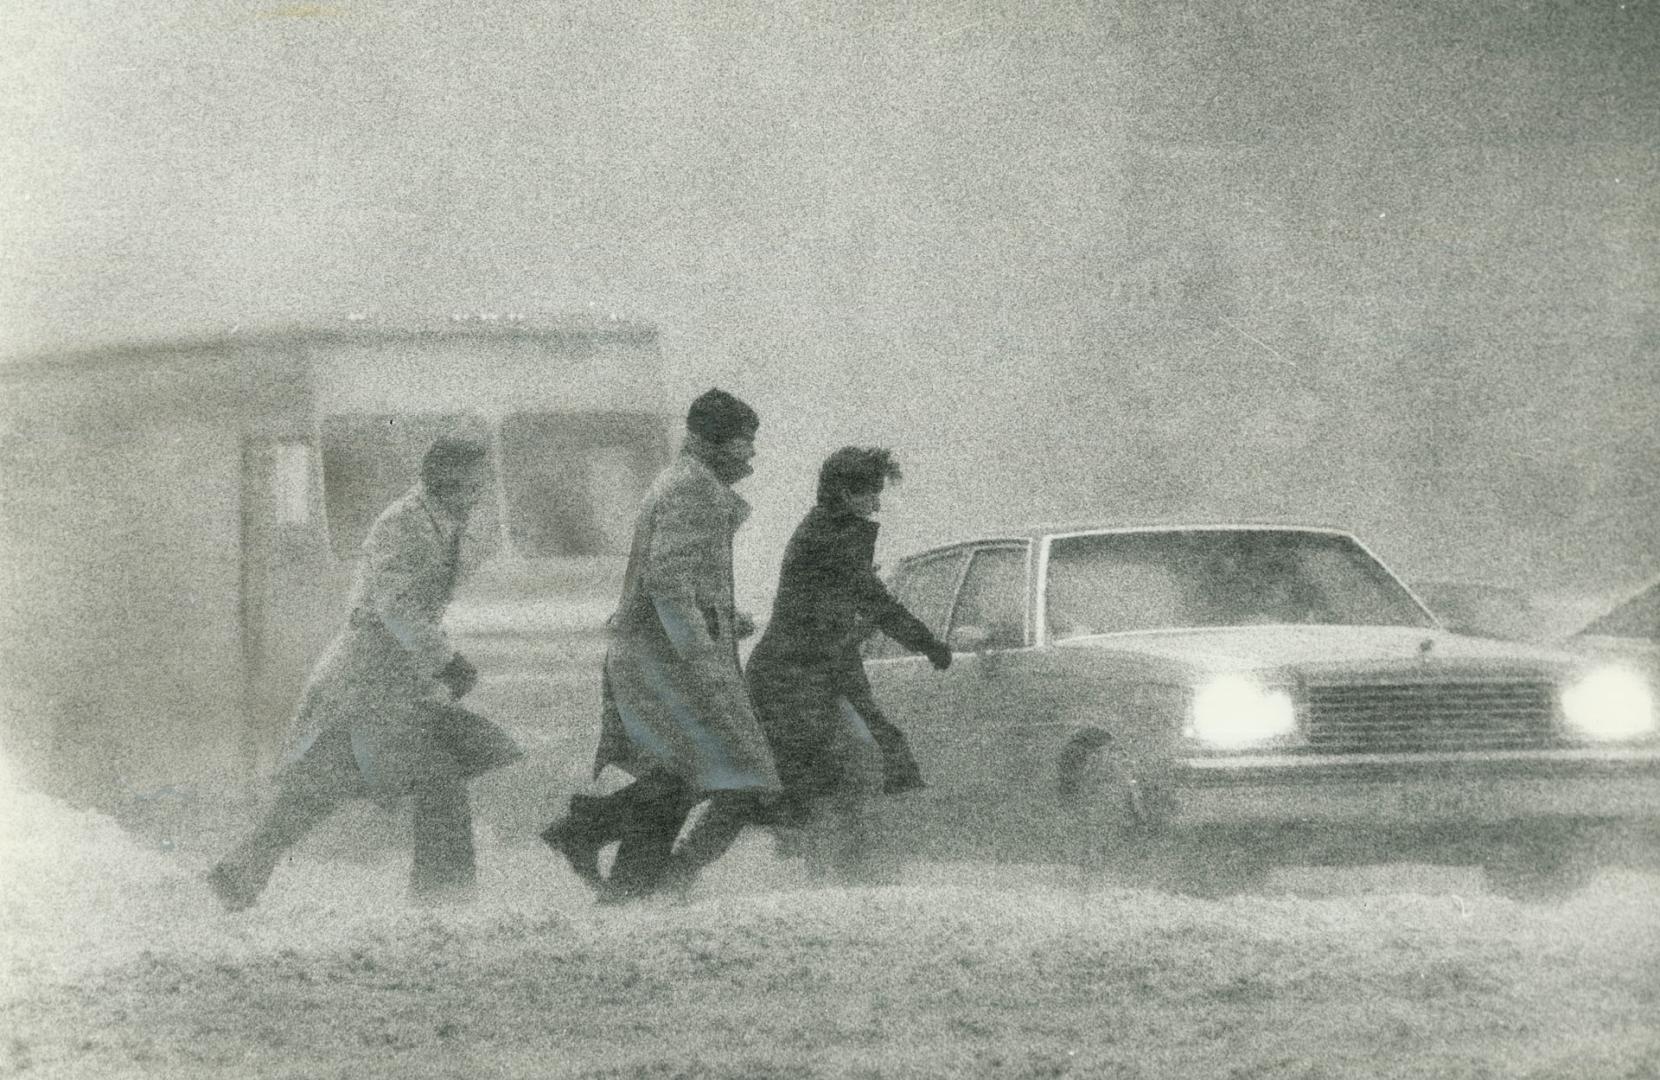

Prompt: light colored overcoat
[
  {"left": 593, "top": 449, "right": 781, "bottom": 794},
  {"left": 285, "top": 485, "right": 487, "bottom": 806}
]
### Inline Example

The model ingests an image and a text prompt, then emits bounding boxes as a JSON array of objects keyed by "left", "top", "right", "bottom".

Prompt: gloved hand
[
  {"left": 734, "top": 610, "right": 758, "bottom": 640},
  {"left": 438, "top": 653, "right": 479, "bottom": 699},
  {"left": 924, "top": 640, "right": 953, "bottom": 671}
]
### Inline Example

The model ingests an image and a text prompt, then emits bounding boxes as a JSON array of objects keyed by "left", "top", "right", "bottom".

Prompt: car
[{"left": 861, "top": 525, "right": 1660, "bottom": 898}]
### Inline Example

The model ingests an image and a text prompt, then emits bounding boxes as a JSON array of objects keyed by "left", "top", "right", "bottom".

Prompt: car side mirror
[{"left": 951, "top": 625, "right": 991, "bottom": 653}]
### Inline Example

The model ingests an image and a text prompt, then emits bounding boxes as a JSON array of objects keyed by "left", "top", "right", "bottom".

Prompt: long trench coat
[
  {"left": 592, "top": 450, "right": 781, "bottom": 795},
  {"left": 284, "top": 486, "right": 520, "bottom": 807},
  {"left": 745, "top": 504, "right": 944, "bottom": 816}
]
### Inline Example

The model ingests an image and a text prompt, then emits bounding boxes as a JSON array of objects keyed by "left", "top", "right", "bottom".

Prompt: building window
[
  {"left": 499, "top": 412, "right": 668, "bottom": 557},
  {"left": 320, "top": 414, "right": 496, "bottom": 559}
]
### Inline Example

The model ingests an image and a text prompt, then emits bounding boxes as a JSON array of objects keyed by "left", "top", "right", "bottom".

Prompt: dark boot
[
  {"left": 662, "top": 791, "right": 769, "bottom": 895},
  {"left": 205, "top": 860, "right": 263, "bottom": 914},
  {"left": 605, "top": 808, "right": 683, "bottom": 901},
  {"left": 603, "top": 772, "right": 696, "bottom": 902},
  {"left": 541, "top": 793, "right": 611, "bottom": 893}
]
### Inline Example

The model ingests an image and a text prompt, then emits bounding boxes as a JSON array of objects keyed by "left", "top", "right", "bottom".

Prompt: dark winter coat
[{"left": 745, "top": 505, "right": 945, "bottom": 815}]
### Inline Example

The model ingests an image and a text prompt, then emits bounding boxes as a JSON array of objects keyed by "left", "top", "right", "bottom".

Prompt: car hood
[{"left": 1060, "top": 624, "right": 1581, "bottom": 680}]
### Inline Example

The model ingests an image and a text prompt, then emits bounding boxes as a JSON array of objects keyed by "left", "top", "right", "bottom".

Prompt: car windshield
[
  {"left": 1044, "top": 530, "right": 1433, "bottom": 639},
  {"left": 1579, "top": 581, "right": 1659, "bottom": 641}
]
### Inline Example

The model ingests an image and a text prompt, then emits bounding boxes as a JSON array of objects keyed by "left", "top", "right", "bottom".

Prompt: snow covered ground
[{"left": 3, "top": 765, "right": 1658, "bottom": 1080}]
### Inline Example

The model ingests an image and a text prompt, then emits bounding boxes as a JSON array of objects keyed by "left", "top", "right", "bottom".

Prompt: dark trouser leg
[
  {"left": 606, "top": 769, "right": 695, "bottom": 899},
  {"left": 410, "top": 742, "right": 476, "bottom": 901},
  {"left": 211, "top": 736, "right": 351, "bottom": 910},
  {"left": 541, "top": 772, "right": 664, "bottom": 895},
  {"left": 667, "top": 791, "right": 772, "bottom": 887},
  {"left": 824, "top": 697, "right": 886, "bottom": 881},
  {"left": 541, "top": 792, "right": 610, "bottom": 891},
  {"left": 221, "top": 784, "right": 341, "bottom": 901}
]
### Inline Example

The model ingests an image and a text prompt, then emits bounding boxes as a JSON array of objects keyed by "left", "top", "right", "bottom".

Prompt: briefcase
[{"left": 420, "top": 701, "right": 525, "bottom": 780}]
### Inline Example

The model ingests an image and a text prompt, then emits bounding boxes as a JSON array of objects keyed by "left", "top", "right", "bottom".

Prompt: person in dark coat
[
  {"left": 207, "top": 436, "right": 523, "bottom": 912},
  {"left": 541, "top": 389, "right": 781, "bottom": 902},
  {"left": 744, "top": 446, "right": 952, "bottom": 880}
]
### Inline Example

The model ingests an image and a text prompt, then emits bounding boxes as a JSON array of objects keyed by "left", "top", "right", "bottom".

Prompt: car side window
[
  {"left": 865, "top": 551, "right": 969, "bottom": 660},
  {"left": 948, "top": 546, "right": 1030, "bottom": 651}
]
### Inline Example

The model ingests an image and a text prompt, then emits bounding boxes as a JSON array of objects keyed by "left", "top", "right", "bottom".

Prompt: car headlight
[
  {"left": 1561, "top": 666, "right": 1656, "bottom": 742},
  {"left": 1186, "top": 675, "right": 1297, "bottom": 748}
]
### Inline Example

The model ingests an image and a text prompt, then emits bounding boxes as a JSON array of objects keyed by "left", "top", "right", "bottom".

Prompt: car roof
[{"left": 894, "top": 523, "right": 1358, "bottom": 564}]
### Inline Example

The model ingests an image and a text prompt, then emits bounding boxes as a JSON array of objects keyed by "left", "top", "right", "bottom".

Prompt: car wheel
[
  {"left": 1060, "top": 742, "right": 1162, "bottom": 884},
  {"left": 1060, "top": 741, "right": 1272, "bottom": 896}
]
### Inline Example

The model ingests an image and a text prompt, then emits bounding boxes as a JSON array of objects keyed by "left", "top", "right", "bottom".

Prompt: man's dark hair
[
  {"left": 420, "top": 436, "right": 490, "bottom": 494},
  {"left": 816, "top": 446, "right": 903, "bottom": 505},
  {"left": 686, "top": 388, "right": 760, "bottom": 443}
]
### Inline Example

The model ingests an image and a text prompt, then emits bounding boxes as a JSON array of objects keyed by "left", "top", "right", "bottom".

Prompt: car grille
[{"left": 1300, "top": 680, "right": 1561, "bottom": 753}]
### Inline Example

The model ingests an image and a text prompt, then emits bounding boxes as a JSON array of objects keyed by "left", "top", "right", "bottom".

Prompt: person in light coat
[
  {"left": 207, "top": 436, "right": 521, "bottom": 911},
  {"left": 541, "top": 388, "right": 780, "bottom": 901}
]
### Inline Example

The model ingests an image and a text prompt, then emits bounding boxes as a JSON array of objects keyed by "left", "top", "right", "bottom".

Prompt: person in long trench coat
[
  {"left": 207, "top": 437, "right": 521, "bottom": 912},
  {"left": 745, "top": 446, "right": 952, "bottom": 879},
  {"left": 541, "top": 389, "right": 781, "bottom": 901}
]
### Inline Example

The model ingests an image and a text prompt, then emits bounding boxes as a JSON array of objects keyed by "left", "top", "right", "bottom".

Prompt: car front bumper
[{"left": 1170, "top": 747, "right": 1660, "bottom": 828}]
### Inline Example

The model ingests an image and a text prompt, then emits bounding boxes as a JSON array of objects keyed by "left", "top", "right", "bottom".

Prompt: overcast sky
[{"left": 3, "top": 0, "right": 1656, "bottom": 601}]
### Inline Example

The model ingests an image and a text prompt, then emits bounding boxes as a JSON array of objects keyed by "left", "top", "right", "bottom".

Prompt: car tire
[
  {"left": 1061, "top": 741, "right": 1272, "bottom": 896},
  {"left": 1061, "top": 743, "right": 1161, "bottom": 885}
]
